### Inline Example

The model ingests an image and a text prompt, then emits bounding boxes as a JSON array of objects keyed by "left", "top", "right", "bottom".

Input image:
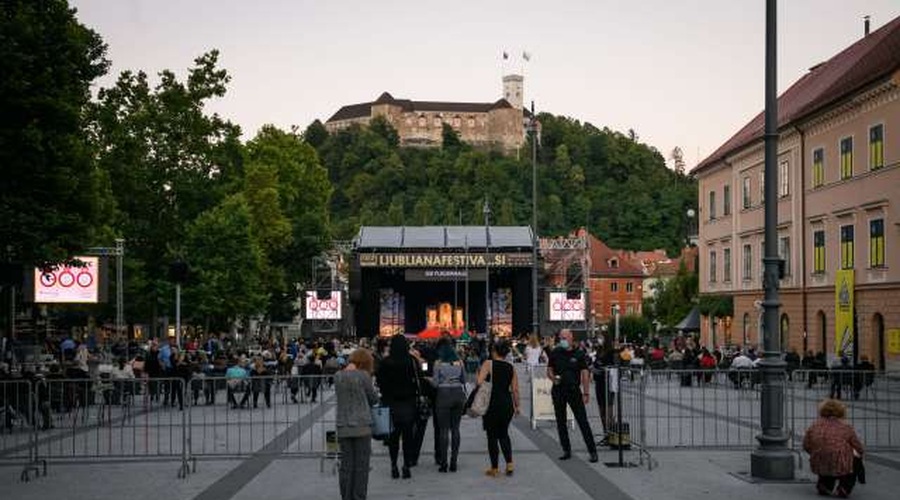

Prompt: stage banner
[
  {"left": 491, "top": 288, "right": 512, "bottom": 336},
  {"left": 834, "top": 269, "right": 854, "bottom": 357},
  {"left": 405, "top": 269, "right": 487, "bottom": 281},
  {"left": 360, "top": 252, "right": 533, "bottom": 268},
  {"left": 379, "top": 289, "right": 404, "bottom": 337}
]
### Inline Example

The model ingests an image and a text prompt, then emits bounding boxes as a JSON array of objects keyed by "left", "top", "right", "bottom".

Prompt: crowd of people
[{"left": 1, "top": 329, "right": 874, "bottom": 499}]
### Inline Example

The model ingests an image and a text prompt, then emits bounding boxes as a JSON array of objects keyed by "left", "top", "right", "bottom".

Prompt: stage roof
[{"left": 354, "top": 226, "right": 534, "bottom": 250}]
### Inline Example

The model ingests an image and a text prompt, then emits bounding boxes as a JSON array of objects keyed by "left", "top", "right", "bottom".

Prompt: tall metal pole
[
  {"left": 751, "top": 0, "right": 794, "bottom": 479},
  {"left": 465, "top": 235, "right": 470, "bottom": 336},
  {"left": 175, "top": 283, "right": 181, "bottom": 349},
  {"left": 531, "top": 100, "right": 540, "bottom": 338},
  {"left": 614, "top": 305, "right": 620, "bottom": 344},
  {"left": 483, "top": 198, "right": 491, "bottom": 337},
  {"left": 115, "top": 238, "right": 125, "bottom": 353}
]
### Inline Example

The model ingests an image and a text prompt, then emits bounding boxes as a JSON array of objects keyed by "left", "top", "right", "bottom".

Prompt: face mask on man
[{"left": 558, "top": 339, "right": 570, "bottom": 350}]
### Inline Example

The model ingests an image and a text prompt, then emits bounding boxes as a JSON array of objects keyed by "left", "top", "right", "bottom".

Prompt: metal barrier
[
  {"left": 0, "top": 374, "right": 340, "bottom": 481},
  {"left": 0, "top": 379, "right": 45, "bottom": 481}
]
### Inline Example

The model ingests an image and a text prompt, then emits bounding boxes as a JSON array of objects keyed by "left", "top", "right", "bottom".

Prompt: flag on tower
[
  {"left": 502, "top": 51, "right": 509, "bottom": 60},
  {"left": 522, "top": 51, "right": 531, "bottom": 62}
]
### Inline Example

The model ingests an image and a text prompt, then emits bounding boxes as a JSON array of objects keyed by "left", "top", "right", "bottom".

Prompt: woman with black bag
[{"left": 375, "top": 335, "right": 420, "bottom": 479}]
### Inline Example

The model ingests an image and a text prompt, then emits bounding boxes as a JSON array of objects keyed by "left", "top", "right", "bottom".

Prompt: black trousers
[
  {"left": 817, "top": 474, "right": 856, "bottom": 496},
  {"left": 388, "top": 401, "right": 417, "bottom": 468},
  {"left": 551, "top": 385, "right": 597, "bottom": 455}
]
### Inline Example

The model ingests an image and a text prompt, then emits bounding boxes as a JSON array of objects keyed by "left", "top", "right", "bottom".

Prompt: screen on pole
[
  {"left": 34, "top": 257, "right": 100, "bottom": 303},
  {"left": 305, "top": 291, "right": 342, "bottom": 320},
  {"left": 549, "top": 292, "right": 584, "bottom": 321}
]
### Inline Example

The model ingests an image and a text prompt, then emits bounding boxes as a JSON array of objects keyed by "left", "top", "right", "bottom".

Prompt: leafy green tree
[
  {"left": 644, "top": 262, "right": 699, "bottom": 329},
  {"left": 244, "top": 125, "right": 332, "bottom": 320},
  {"left": 90, "top": 50, "right": 243, "bottom": 332},
  {"left": 0, "top": 0, "right": 109, "bottom": 269},
  {"left": 617, "top": 315, "right": 653, "bottom": 342},
  {"left": 183, "top": 195, "right": 266, "bottom": 329}
]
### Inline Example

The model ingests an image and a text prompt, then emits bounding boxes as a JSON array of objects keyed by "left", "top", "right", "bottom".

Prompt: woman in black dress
[
  {"left": 375, "top": 334, "right": 420, "bottom": 479},
  {"left": 478, "top": 341, "right": 520, "bottom": 477}
]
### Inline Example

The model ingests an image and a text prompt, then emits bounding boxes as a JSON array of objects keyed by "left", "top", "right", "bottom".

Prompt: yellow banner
[
  {"left": 888, "top": 329, "right": 900, "bottom": 355},
  {"left": 834, "top": 269, "right": 854, "bottom": 357}
]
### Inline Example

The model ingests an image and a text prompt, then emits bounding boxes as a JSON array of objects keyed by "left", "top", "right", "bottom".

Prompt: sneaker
[
  {"left": 505, "top": 463, "right": 514, "bottom": 476},
  {"left": 485, "top": 467, "right": 499, "bottom": 477}
]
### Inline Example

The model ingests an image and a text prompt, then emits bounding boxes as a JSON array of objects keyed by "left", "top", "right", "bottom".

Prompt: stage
[{"left": 350, "top": 226, "right": 536, "bottom": 337}]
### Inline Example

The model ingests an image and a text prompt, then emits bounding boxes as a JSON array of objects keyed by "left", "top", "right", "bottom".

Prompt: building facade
[
  {"left": 692, "top": 16, "right": 900, "bottom": 370},
  {"left": 324, "top": 75, "right": 531, "bottom": 151}
]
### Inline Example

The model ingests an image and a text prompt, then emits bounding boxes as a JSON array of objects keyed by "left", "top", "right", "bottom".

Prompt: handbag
[
  {"left": 467, "top": 361, "right": 493, "bottom": 417},
  {"left": 853, "top": 454, "right": 866, "bottom": 484},
  {"left": 371, "top": 405, "right": 392, "bottom": 440},
  {"left": 412, "top": 359, "right": 431, "bottom": 420}
]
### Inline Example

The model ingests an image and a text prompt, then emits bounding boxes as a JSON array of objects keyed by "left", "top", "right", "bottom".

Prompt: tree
[
  {"left": 244, "top": 125, "right": 332, "bottom": 320},
  {"left": 0, "top": 0, "right": 110, "bottom": 268},
  {"left": 617, "top": 315, "right": 653, "bottom": 342},
  {"left": 90, "top": 50, "right": 244, "bottom": 331},
  {"left": 183, "top": 196, "right": 266, "bottom": 329}
]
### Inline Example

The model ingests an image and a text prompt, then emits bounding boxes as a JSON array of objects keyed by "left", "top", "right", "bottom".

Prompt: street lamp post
[
  {"left": 751, "top": 0, "right": 794, "bottom": 480},
  {"left": 530, "top": 101, "right": 540, "bottom": 338},
  {"left": 483, "top": 198, "right": 492, "bottom": 337},
  {"left": 613, "top": 304, "right": 621, "bottom": 344}
]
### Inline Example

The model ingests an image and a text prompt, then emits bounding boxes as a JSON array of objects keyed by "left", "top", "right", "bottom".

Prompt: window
[
  {"left": 467, "top": 117, "right": 475, "bottom": 128},
  {"left": 610, "top": 282, "right": 619, "bottom": 292},
  {"left": 611, "top": 304, "right": 619, "bottom": 316},
  {"left": 709, "top": 251, "right": 717, "bottom": 282},
  {"left": 869, "top": 125, "right": 884, "bottom": 170},
  {"left": 433, "top": 116, "right": 442, "bottom": 127},
  {"left": 840, "top": 224, "right": 854, "bottom": 269},
  {"left": 870, "top": 219, "right": 885, "bottom": 268},
  {"left": 813, "top": 230, "right": 826, "bottom": 273},
  {"left": 626, "top": 304, "right": 634, "bottom": 314},
  {"left": 743, "top": 244, "right": 752, "bottom": 281},
  {"left": 723, "top": 185, "right": 731, "bottom": 216},
  {"left": 626, "top": 282, "right": 634, "bottom": 293},
  {"left": 812, "top": 148, "right": 825, "bottom": 188},
  {"left": 779, "top": 237, "right": 791, "bottom": 277},
  {"left": 452, "top": 116, "right": 461, "bottom": 128},
  {"left": 779, "top": 160, "right": 790, "bottom": 197},
  {"left": 418, "top": 115, "right": 426, "bottom": 127},
  {"left": 759, "top": 171, "right": 765, "bottom": 204},
  {"left": 723, "top": 248, "right": 732, "bottom": 282},
  {"left": 708, "top": 191, "right": 716, "bottom": 220},
  {"left": 610, "top": 258, "right": 618, "bottom": 268},
  {"left": 742, "top": 176, "right": 751, "bottom": 209},
  {"left": 840, "top": 137, "right": 853, "bottom": 179}
]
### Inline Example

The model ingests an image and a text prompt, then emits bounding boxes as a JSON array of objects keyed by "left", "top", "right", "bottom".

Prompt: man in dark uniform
[{"left": 547, "top": 329, "right": 599, "bottom": 462}]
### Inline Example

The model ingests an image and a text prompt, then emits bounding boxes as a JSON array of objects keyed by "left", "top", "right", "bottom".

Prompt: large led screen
[
  {"left": 305, "top": 291, "right": 342, "bottom": 320},
  {"left": 34, "top": 257, "right": 99, "bottom": 303}
]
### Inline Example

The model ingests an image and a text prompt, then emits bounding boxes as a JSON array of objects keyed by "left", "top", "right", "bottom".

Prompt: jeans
[
  {"left": 339, "top": 436, "right": 372, "bottom": 500},
  {"left": 435, "top": 387, "right": 465, "bottom": 466}
]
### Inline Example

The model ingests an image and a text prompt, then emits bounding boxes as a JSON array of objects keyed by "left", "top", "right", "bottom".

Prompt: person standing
[
  {"left": 803, "top": 399, "right": 864, "bottom": 497},
  {"left": 335, "top": 349, "right": 379, "bottom": 500},
  {"left": 432, "top": 341, "right": 466, "bottom": 473},
  {"left": 479, "top": 341, "right": 519, "bottom": 477},
  {"left": 375, "top": 334, "right": 419, "bottom": 479},
  {"left": 524, "top": 334, "right": 547, "bottom": 370},
  {"left": 547, "top": 329, "right": 599, "bottom": 463},
  {"left": 590, "top": 342, "right": 615, "bottom": 445}
]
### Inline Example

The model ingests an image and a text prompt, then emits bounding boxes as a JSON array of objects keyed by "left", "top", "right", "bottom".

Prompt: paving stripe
[
  {"left": 191, "top": 400, "right": 333, "bottom": 500},
  {"left": 512, "top": 417, "right": 635, "bottom": 500}
]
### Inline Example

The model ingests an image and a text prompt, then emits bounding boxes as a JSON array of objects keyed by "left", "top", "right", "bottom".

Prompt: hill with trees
[{"left": 309, "top": 115, "right": 697, "bottom": 256}]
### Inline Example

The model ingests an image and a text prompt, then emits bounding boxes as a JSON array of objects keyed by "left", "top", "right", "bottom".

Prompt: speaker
[
  {"left": 349, "top": 260, "right": 361, "bottom": 302},
  {"left": 566, "top": 289, "right": 581, "bottom": 300},
  {"left": 316, "top": 288, "right": 332, "bottom": 300},
  {"left": 169, "top": 260, "right": 190, "bottom": 284}
]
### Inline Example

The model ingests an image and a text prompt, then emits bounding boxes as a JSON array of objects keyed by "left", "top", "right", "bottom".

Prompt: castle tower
[{"left": 502, "top": 74, "right": 524, "bottom": 110}]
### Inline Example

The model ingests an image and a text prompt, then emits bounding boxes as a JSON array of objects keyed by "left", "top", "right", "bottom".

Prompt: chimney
[{"left": 864, "top": 15, "right": 871, "bottom": 37}]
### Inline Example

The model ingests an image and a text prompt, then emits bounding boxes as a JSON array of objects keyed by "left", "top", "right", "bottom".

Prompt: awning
[{"left": 674, "top": 306, "right": 701, "bottom": 332}]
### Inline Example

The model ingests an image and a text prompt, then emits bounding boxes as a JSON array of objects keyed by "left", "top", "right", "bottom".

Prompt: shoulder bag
[{"left": 467, "top": 360, "right": 493, "bottom": 417}]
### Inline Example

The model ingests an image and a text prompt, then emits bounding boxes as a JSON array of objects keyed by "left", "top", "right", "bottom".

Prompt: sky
[{"left": 71, "top": 0, "right": 900, "bottom": 169}]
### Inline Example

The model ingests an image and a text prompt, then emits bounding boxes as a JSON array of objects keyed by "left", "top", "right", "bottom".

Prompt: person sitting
[
  {"left": 225, "top": 358, "right": 251, "bottom": 409},
  {"left": 803, "top": 399, "right": 864, "bottom": 497},
  {"left": 728, "top": 350, "right": 755, "bottom": 389}
]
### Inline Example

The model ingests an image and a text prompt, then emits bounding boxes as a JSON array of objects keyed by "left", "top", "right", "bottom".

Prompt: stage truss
[{"left": 539, "top": 233, "right": 594, "bottom": 335}]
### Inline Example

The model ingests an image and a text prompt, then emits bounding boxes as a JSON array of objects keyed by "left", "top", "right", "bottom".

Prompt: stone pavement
[{"left": 2, "top": 368, "right": 899, "bottom": 499}]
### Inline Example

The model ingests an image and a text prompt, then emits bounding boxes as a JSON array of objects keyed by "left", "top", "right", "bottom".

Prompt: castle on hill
[{"left": 324, "top": 74, "right": 533, "bottom": 150}]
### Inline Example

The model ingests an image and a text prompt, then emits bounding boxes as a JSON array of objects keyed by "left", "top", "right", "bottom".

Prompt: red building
[{"left": 585, "top": 233, "right": 645, "bottom": 324}]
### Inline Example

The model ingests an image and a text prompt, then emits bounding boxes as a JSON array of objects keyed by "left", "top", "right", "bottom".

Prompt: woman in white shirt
[{"left": 524, "top": 334, "right": 546, "bottom": 369}]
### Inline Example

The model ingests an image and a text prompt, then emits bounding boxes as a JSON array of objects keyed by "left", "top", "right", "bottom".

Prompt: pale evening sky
[{"left": 71, "top": 0, "right": 900, "bottom": 169}]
